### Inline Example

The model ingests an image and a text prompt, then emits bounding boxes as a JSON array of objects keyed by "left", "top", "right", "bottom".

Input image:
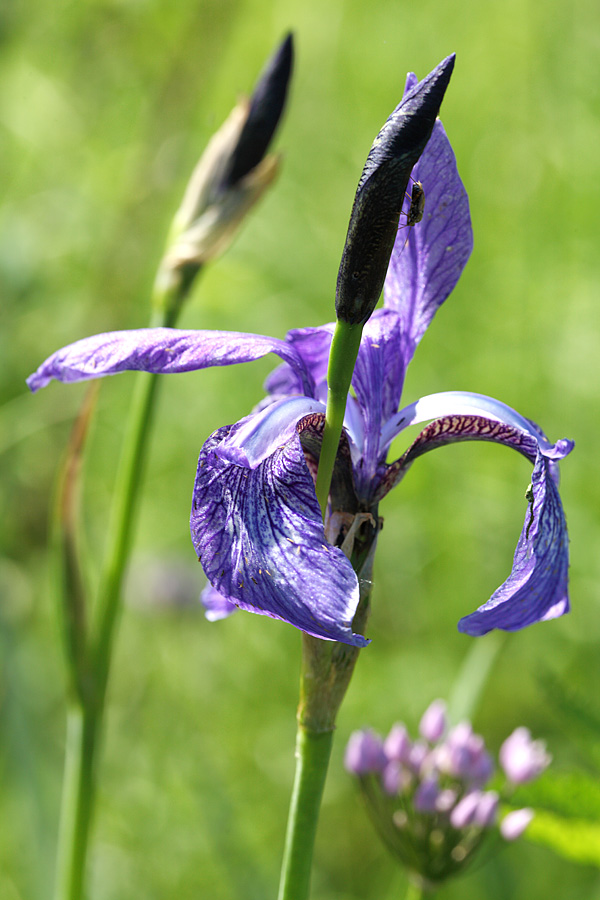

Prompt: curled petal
[
  {"left": 191, "top": 424, "right": 367, "bottom": 646},
  {"left": 216, "top": 396, "right": 326, "bottom": 468},
  {"left": 374, "top": 398, "right": 572, "bottom": 635},
  {"left": 27, "top": 328, "right": 314, "bottom": 396},
  {"left": 384, "top": 79, "right": 473, "bottom": 352},
  {"left": 379, "top": 391, "right": 574, "bottom": 464},
  {"left": 458, "top": 448, "right": 570, "bottom": 635}
]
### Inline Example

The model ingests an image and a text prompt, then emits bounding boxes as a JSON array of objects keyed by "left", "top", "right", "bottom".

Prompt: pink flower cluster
[{"left": 345, "top": 700, "right": 550, "bottom": 883}]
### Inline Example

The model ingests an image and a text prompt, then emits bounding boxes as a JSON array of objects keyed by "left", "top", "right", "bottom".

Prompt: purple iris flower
[{"left": 27, "top": 65, "right": 573, "bottom": 649}]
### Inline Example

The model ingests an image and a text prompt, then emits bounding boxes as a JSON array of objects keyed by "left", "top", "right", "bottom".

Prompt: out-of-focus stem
[{"left": 53, "top": 284, "right": 192, "bottom": 900}]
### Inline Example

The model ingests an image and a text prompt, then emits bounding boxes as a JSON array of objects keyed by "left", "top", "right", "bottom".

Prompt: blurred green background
[{"left": 2, "top": 0, "right": 600, "bottom": 897}]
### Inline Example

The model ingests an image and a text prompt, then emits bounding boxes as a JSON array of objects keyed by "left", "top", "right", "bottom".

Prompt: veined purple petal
[
  {"left": 191, "top": 424, "right": 368, "bottom": 647},
  {"left": 350, "top": 310, "right": 408, "bottom": 486},
  {"left": 380, "top": 391, "right": 574, "bottom": 462},
  {"left": 216, "top": 396, "right": 326, "bottom": 468},
  {"left": 264, "top": 324, "right": 334, "bottom": 400},
  {"left": 27, "top": 328, "right": 314, "bottom": 396},
  {"left": 458, "top": 447, "right": 570, "bottom": 635},
  {"left": 384, "top": 80, "right": 473, "bottom": 355}
]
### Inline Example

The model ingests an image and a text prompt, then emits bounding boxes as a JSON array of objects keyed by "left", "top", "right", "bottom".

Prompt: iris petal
[
  {"left": 380, "top": 391, "right": 574, "bottom": 462},
  {"left": 216, "top": 396, "right": 326, "bottom": 468},
  {"left": 458, "top": 449, "right": 570, "bottom": 635},
  {"left": 384, "top": 92, "right": 473, "bottom": 355},
  {"left": 27, "top": 327, "right": 314, "bottom": 396},
  {"left": 373, "top": 409, "right": 571, "bottom": 634},
  {"left": 191, "top": 423, "right": 368, "bottom": 646}
]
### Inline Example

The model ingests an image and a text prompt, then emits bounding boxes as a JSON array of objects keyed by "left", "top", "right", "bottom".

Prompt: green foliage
[
  {"left": 526, "top": 811, "right": 600, "bottom": 869},
  {"left": 516, "top": 771, "right": 600, "bottom": 822}
]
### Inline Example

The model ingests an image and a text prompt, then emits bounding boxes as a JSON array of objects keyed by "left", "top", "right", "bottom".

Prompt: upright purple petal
[
  {"left": 190, "top": 423, "right": 368, "bottom": 647},
  {"left": 384, "top": 79, "right": 473, "bottom": 358},
  {"left": 350, "top": 310, "right": 408, "bottom": 487},
  {"left": 27, "top": 328, "right": 314, "bottom": 396}
]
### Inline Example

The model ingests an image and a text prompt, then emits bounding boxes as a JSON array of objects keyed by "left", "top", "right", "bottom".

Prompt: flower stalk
[
  {"left": 278, "top": 52, "right": 458, "bottom": 900},
  {"left": 51, "top": 34, "right": 293, "bottom": 900},
  {"left": 315, "top": 320, "right": 363, "bottom": 516}
]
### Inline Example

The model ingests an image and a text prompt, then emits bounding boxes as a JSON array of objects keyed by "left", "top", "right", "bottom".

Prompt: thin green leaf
[
  {"left": 525, "top": 810, "right": 600, "bottom": 868},
  {"left": 514, "top": 770, "right": 600, "bottom": 821},
  {"left": 52, "top": 383, "right": 99, "bottom": 703}
]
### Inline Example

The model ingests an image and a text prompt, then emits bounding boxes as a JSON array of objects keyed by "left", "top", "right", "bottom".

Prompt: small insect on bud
[
  {"left": 406, "top": 180, "right": 425, "bottom": 227},
  {"left": 335, "top": 54, "right": 455, "bottom": 326}
]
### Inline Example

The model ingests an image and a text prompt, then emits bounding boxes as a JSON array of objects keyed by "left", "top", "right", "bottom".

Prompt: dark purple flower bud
[
  {"left": 384, "top": 723, "right": 412, "bottom": 764},
  {"left": 336, "top": 54, "right": 455, "bottom": 326},
  {"left": 222, "top": 33, "right": 293, "bottom": 189},
  {"left": 500, "top": 808, "right": 534, "bottom": 841},
  {"left": 499, "top": 727, "right": 551, "bottom": 784},
  {"left": 158, "top": 34, "right": 293, "bottom": 293},
  {"left": 345, "top": 729, "right": 387, "bottom": 775},
  {"left": 419, "top": 699, "right": 447, "bottom": 743}
]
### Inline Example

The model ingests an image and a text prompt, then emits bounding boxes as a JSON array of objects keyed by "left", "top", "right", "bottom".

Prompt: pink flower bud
[
  {"left": 500, "top": 728, "right": 551, "bottom": 784},
  {"left": 384, "top": 724, "right": 412, "bottom": 764},
  {"left": 381, "top": 760, "right": 412, "bottom": 796},
  {"left": 345, "top": 730, "right": 386, "bottom": 775},
  {"left": 473, "top": 791, "right": 499, "bottom": 827},
  {"left": 414, "top": 776, "right": 440, "bottom": 812},
  {"left": 419, "top": 699, "right": 447, "bottom": 743},
  {"left": 450, "top": 790, "right": 482, "bottom": 829},
  {"left": 500, "top": 808, "right": 534, "bottom": 841}
]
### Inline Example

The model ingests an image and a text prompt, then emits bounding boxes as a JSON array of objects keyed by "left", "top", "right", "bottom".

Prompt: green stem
[
  {"left": 53, "top": 705, "right": 98, "bottom": 900},
  {"left": 92, "top": 364, "right": 163, "bottom": 697},
  {"left": 53, "top": 295, "right": 186, "bottom": 900},
  {"left": 315, "top": 320, "right": 363, "bottom": 516},
  {"left": 277, "top": 727, "right": 334, "bottom": 900},
  {"left": 404, "top": 879, "right": 425, "bottom": 900},
  {"left": 277, "top": 543, "right": 375, "bottom": 900}
]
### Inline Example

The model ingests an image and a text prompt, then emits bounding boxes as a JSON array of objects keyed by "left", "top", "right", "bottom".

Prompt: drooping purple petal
[
  {"left": 372, "top": 395, "right": 572, "bottom": 634},
  {"left": 190, "top": 423, "right": 367, "bottom": 646},
  {"left": 458, "top": 447, "right": 570, "bottom": 635},
  {"left": 384, "top": 78, "right": 473, "bottom": 358},
  {"left": 27, "top": 328, "right": 314, "bottom": 396}
]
